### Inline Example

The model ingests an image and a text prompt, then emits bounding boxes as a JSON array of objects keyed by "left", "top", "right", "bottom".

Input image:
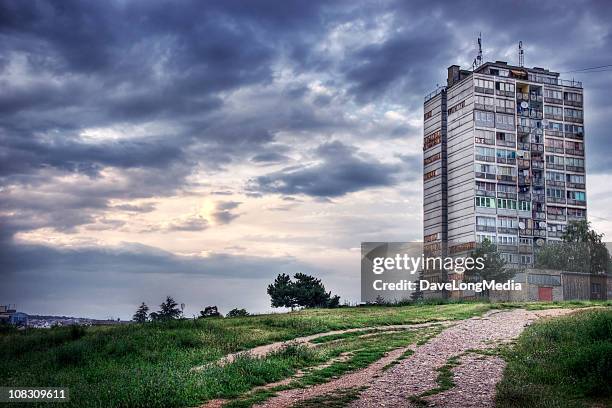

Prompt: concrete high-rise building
[{"left": 423, "top": 61, "right": 586, "bottom": 273}]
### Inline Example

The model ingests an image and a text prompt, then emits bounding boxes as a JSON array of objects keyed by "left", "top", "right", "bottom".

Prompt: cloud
[
  {"left": 212, "top": 201, "right": 242, "bottom": 225},
  {"left": 248, "top": 141, "right": 405, "bottom": 198}
]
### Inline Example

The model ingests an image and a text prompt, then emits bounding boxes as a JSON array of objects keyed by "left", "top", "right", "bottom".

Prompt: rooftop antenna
[
  {"left": 472, "top": 33, "right": 483, "bottom": 70},
  {"left": 518, "top": 41, "right": 524, "bottom": 67}
]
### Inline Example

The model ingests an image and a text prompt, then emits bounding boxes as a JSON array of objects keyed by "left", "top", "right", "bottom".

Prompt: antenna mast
[
  {"left": 518, "top": 41, "right": 524, "bottom": 67},
  {"left": 472, "top": 33, "right": 483, "bottom": 70}
]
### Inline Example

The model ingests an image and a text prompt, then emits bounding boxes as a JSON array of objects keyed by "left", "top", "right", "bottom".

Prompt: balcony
[
  {"left": 544, "top": 113, "right": 563, "bottom": 121},
  {"left": 475, "top": 86, "right": 494, "bottom": 95},
  {"left": 498, "top": 227, "right": 519, "bottom": 235},
  {"left": 518, "top": 159, "right": 530, "bottom": 169},
  {"left": 565, "top": 116, "right": 583, "bottom": 124},
  {"left": 496, "top": 123, "right": 515, "bottom": 131},
  {"left": 519, "top": 228, "right": 533, "bottom": 236},
  {"left": 564, "top": 99, "right": 583, "bottom": 108},
  {"left": 496, "top": 90, "right": 515, "bottom": 97},
  {"left": 530, "top": 143, "right": 544, "bottom": 153},
  {"left": 533, "top": 229, "right": 547, "bottom": 237},
  {"left": 565, "top": 148, "right": 584, "bottom": 156},
  {"left": 567, "top": 199, "right": 586, "bottom": 206},
  {"left": 547, "top": 196, "right": 567, "bottom": 204},
  {"left": 498, "top": 244, "right": 519, "bottom": 252},
  {"left": 545, "top": 146, "right": 564, "bottom": 154},
  {"left": 495, "top": 106, "right": 514, "bottom": 114},
  {"left": 533, "top": 195, "right": 546, "bottom": 204},
  {"left": 547, "top": 180, "right": 565, "bottom": 188},
  {"left": 475, "top": 189, "right": 496, "bottom": 198},
  {"left": 567, "top": 182, "right": 585, "bottom": 189},
  {"left": 475, "top": 172, "right": 496, "bottom": 180},
  {"left": 517, "top": 125, "right": 531, "bottom": 133},
  {"left": 496, "top": 157, "right": 516, "bottom": 165},
  {"left": 530, "top": 94, "right": 543, "bottom": 102},
  {"left": 545, "top": 130, "right": 564, "bottom": 138},
  {"left": 517, "top": 92, "right": 529, "bottom": 101},
  {"left": 496, "top": 139, "right": 516, "bottom": 148},
  {"left": 475, "top": 103, "right": 495, "bottom": 112},
  {"left": 564, "top": 132, "right": 583, "bottom": 141},
  {"left": 544, "top": 97, "right": 563, "bottom": 105},
  {"left": 475, "top": 154, "right": 495, "bottom": 162},
  {"left": 519, "top": 244, "right": 534, "bottom": 253},
  {"left": 531, "top": 160, "right": 545, "bottom": 170},
  {"left": 547, "top": 214, "right": 567, "bottom": 221},
  {"left": 476, "top": 225, "right": 496, "bottom": 233},
  {"left": 533, "top": 178, "right": 545, "bottom": 187},
  {"left": 518, "top": 193, "right": 531, "bottom": 201},
  {"left": 497, "top": 175, "right": 517, "bottom": 183},
  {"left": 518, "top": 176, "right": 531, "bottom": 185},
  {"left": 547, "top": 163, "right": 565, "bottom": 171},
  {"left": 497, "top": 192, "right": 517, "bottom": 200},
  {"left": 548, "top": 230, "right": 565, "bottom": 238},
  {"left": 568, "top": 214, "right": 586, "bottom": 221},
  {"left": 566, "top": 165, "right": 585, "bottom": 173}
]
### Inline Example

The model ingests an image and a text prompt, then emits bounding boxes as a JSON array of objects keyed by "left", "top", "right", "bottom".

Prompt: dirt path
[
  {"left": 254, "top": 308, "right": 575, "bottom": 408},
  {"left": 348, "top": 308, "right": 575, "bottom": 407},
  {"left": 193, "top": 320, "right": 452, "bottom": 371}
]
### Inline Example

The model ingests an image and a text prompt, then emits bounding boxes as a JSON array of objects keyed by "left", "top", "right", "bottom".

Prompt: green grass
[
  {"left": 496, "top": 309, "right": 612, "bottom": 408},
  {"left": 1, "top": 301, "right": 607, "bottom": 407},
  {"left": 293, "top": 387, "right": 367, "bottom": 408}
]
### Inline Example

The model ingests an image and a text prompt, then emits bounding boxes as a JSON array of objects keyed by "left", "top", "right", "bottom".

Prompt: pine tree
[
  {"left": 158, "top": 296, "right": 182, "bottom": 320},
  {"left": 132, "top": 302, "right": 149, "bottom": 323}
]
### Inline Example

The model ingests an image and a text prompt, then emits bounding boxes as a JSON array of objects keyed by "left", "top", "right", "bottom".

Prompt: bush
[{"left": 226, "top": 308, "right": 249, "bottom": 318}]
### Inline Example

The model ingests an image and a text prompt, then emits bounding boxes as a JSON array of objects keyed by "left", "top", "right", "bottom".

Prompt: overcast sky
[{"left": 1, "top": 0, "right": 612, "bottom": 319}]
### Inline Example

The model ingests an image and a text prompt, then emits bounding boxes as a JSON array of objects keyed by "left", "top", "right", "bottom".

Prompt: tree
[
  {"left": 226, "top": 308, "right": 249, "bottom": 318},
  {"left": 267, "top": 273, "right": 298, "bottom": 309},
  {"left": 157, "top": 296, "right": 182, "bottom": 320},
  {"left": 537, "top": 220, "right": 610, "bottom": 274},
  {"left": 199, "top": 306, "right": 220, "bottom": 318},
  {"left": 267, "top": 273, "right": 340, "bottom": 309},
  {"left": 132, "top": 302, "right": 149, "bottom": 323},
  {"left": 466, "top": 238, "right": 515, "bottom": 297}
]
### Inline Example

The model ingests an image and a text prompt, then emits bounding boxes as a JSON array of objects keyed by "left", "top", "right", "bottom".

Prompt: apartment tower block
[{"left": 423, "top": 61, "right": 586, "bottom": 272}]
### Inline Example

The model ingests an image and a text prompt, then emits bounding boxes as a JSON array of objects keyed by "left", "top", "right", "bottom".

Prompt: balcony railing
[
  {"left": 547, "top": 214, "right": 567, "bottom": 221},
  {"left": 564, "top": 116, "right": 583, "bottom": 124},
  {"left": 544, "top": 97, "right": 563, "bottom": 105},
  {"left": 565, "top": 148, "right": 584, "bottom": 156},
  {"left": 567, "top": 199, "right": 586, "bottom": 206},
  {"left": 566, "top": 165, "right": 585, "bottom": 173},
  {"left": 547, "top": 196, "right": 567, "bottom": 204},
  {"left": 545, "top": 130, "right": 563, "bottom": 138},
  {"left": 567, "top": 182, "right": 585, "bottom": 189},
  {"left": 564, "top": 132, "right": 584, "bottom": 141}
]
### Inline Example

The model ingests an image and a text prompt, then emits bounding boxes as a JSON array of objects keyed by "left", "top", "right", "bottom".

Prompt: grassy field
[
  {"left": 496, "top": 308, "right": 612, "bottom": 408},
  {"left": 1, "top": 300, "right": 609, "bottom": 408}
]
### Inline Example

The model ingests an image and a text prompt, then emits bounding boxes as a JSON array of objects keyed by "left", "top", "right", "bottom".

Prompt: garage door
[{"left": 538, "top": 286, "right": 553, "bottom": 301}]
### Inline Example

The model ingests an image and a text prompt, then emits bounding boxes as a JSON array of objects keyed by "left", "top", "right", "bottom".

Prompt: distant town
[{"left": 0, "top": 304, "right": 128, "bottom": 329}]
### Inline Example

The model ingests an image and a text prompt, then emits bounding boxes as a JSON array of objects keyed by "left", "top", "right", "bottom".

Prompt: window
[
  {"left": 475, "top": 110, "right": 495, "bottom": 128},
  {"left": 547, "top": 223, "right": 566, "bottom": 233},
  {"left": 475, "top": 78, "right": 494, "bottom": 89},
  {"left": 497, "top": 198, "right": 517, "bottom": 210},
  {"left": 496, "top": 132, "right": 515, "bottom": 144},
  {"left": 475, "top": 163, "right": 495, "bottom": 175},
  {"left": 424, "top": 170, "right": 437, "bottom": 180},
  {"left": 497, "top": 149, "right": 516, "bottom": 160},
  {"left": 518, "top": 201, "right": 531, "bottom": 211},
  {"left": 546, "top": 121, "right": 563, "bottom": 131},
  {"left": 497, "top": 184, "right": 517, "bottom": 193},
  {"left": 476, "top": 146, "right": 495, "bottom": 161},
  {"left": 448, "top": 100, "right": 466, "bottom": 115},
  {"left": 424, "top": 152, "right": 441, "bottom": 165},
  {"left": 474, "top": 95, "right": 494, "bottom": 106},
  {"left": 564, "top": 108, "right": 583, "bottom": 119},
  {"left": 546, "top": 188, "right": 564, "bottom": 199},
  {"left": 547, "top": 206, "right": 565, "bottom": 216},
  {"left": 544, "top": 105, "right": 563, "bottom": 116},
  {"left": 546, "top": 155, "right": 564, "bottom": 166},
  {"left": 564, "top": 92, "right": 582, "bottom": 103},
  {"left": 568, "top": 208, "right": 585, "bottom": 218},
  {"left": 567, "top": 190, "right": 586, "bottom": 201},
  {"left": 476, "top": 181, "right": 496, "bottom": 191},
  {"left": 498, "top": 235, "right": 518, "bottom": 245},
  {"left": 424, "top": 130, "right": 441, "bottom": 150},
  {"left": 564, "top": 124, "right": 583, "bottom": 134},
  {"left": 498, "top": 217, "right": 518, "bottom": 228},
  {"left": 496, "top": 82, "right": 515, "bottom": 92},
  {"left": 545, "top": 138, "right": 564, "bottom": 149},
  {"left": 497, "top": 166, "right": 516, "bottom": 176},
  {"left": 495, "top": 113, "right": 515, "bottom": 127},
  {"left": 565, "top": 157, "right": 584, "bottom": 168},
  {"left": 476, "top": 196, "right": 496, "bottom": 208},
  {"left": 495, "top": 98, "right": 515, "bottom": 109},
  {"left": 566, "top": 174, "right": 585, "bottom": 184},
  {"left": 424, "top": 110, "right": 432, "bottom": 120},
  {"left": 546, "top": 171, "right": 565, "bottom": 182},
  {"left": 477, "top": 233, "right": 496, "bottom": 243},
  {"left": 476, "top": 216, "right": 496, "bottom": 227},
  {"left": 475, "top": 129, "right": 495, "bottom": 144},
  {"left": 565, "top": 141, "right": 584, "bottom": 151},
  {"left": 544, "top": 89, "right": 562, "bottom": 99},
  {"left": 520, "top": 254, "right": 533, "bottom": 265}
]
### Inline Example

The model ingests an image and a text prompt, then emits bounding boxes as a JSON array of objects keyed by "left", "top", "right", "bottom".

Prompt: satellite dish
[
  {"left": 535, "top": 238, "right": 545, "bottom": 246},
  {"left": 519, "top": 222, "right": 525, "bottom": 229},
  {"left": 539, "top": 221, "right": 546, "bottom": 228},
  {"left": 520, "top": 101, "right": 529, "bottom": 109}
]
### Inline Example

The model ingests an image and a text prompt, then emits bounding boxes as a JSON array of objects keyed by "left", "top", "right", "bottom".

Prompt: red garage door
[{"left": 538, "top": 287, "right": 553, "bottom": 301}]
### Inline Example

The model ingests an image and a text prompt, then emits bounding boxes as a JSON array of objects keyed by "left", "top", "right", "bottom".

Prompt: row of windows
[
  {"left": 546, "top": 156, "right": 585, "bottom": 167},
  {"left": 424, "top": 130, "right": 441, "bottom": 150},
  {"left": 545, "top": 189, "right": 586, "bottom": 201},
  {"left": 544, "top": 106, "right": 583, "bottom": 118},
  {"left": 475, "top": 163, "right": 518, "bottom": 175},
  {"left": 545, "top": 171, "right": 585, "bottom": 184},
  {"left": 474, "top": 111, "right": 516, "bottom": 129},
  {"left": 474, "top": 130, "right": 517, "bottom": 145},
  {"left": 545, "top": 139, "right": 584, "bottom": 150},
  {"left": 475, "top": 197, "right": 523, "bottom": 209}
]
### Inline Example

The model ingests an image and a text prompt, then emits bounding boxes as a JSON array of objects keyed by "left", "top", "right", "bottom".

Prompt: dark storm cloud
[
  {"left": 249, "top": 141, "right": 405, "bottom": 198},
  {"left": 212, "top": 201, "right": 242, "bottom": 225}
]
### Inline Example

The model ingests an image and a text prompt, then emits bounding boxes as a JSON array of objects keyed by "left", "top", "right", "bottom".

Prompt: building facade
[{"left": 423, "top": 61, "right": 586, "bottom": 270}]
